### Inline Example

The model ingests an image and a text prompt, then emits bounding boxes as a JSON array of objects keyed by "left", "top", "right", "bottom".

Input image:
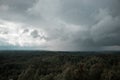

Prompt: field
[{"left": 0, "top": 51, "right": 120, "bottom": 80}]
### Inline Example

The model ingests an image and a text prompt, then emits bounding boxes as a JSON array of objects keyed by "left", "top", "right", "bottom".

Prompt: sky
[{"left": 0, "top": 0, "right": 120, "bottom": 51}]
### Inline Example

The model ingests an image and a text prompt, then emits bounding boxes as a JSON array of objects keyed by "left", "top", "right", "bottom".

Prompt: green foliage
[{"left": 0, "top": 51, "right": 120, "bottom": 80}]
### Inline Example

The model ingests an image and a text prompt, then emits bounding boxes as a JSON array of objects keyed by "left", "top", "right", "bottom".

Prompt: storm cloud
[{"left": 0, "top": 0, "right": 120, "bottom": 51}]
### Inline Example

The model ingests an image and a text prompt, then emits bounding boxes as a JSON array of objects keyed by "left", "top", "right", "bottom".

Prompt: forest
[{"left": 0, "top": 51, "right": 120, "bottom": 80}]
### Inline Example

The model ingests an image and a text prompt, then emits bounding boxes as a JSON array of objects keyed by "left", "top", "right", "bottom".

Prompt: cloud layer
[{"left": 0, "top": 0, "right": 120, "bottom": 51}]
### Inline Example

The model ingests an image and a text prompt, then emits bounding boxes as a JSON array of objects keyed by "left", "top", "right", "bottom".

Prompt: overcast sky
[{"left": 0, "top": 0, "right": 120, "bottom": 51}]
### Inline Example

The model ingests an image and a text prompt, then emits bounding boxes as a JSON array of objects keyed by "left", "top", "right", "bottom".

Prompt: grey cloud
[
  {"left": 56, "top": 0, "right": 120, "bottom": 50},
  {"left": 31, "top": 30, "right": 40, "bottom": 38},
  {"left": 0, "top": 0, "right": 120, "bottom": 51},
  {"left": 91, "top": 15, "right": 120, "bottom": 46},
  {"left": 23, "top": 29, "right": 29, "bottom": 33},
  {"left": 0, "top": 0, "right": 38, "bottom": 24},
  {"left": 60, "top": 0, "right": 120, "bottom": 26},
  {"left": 0, "top": 28, "right": 8, "bottom": 34},
  {"left": 0, "top": 0, "right": 36, "bottom": 12},
  {"left": 30, "top": 30, "right": 47, "bottom": 40}
]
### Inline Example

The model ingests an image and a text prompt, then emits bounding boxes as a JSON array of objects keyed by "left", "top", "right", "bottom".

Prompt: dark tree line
[{"left": 0, "top": 51, "right": 120, "bottom": 80}]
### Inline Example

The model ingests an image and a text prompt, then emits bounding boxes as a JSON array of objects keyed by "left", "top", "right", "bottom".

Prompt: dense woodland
[{"left": 0, "top": 51, "right": 120, "bottom": 80}]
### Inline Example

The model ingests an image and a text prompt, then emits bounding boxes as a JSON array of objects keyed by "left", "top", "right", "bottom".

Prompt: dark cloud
[
  {"left": 30, "top": 29, "right": 47, "bottom": 40},
  {"left": 31, "top": 30, "right": 40, "bottom": 38},
  {"left": 60, "top": 0, "right": 120, "bottom": 25},
  {"left": 23, "top": 29, "right": 29, "bottom": 33},
  {"left": 0, "top": 0, "right": 36, "bottom": 12},
  {"left": 0, "top": 0, "right": 120, "bottom": 51}
]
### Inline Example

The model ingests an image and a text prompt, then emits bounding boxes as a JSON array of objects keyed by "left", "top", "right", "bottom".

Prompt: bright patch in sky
[
  {"left": 0, "top": 20, "right": 47, "bottom": 47},
  {"left": 0, "top": 0, "right": 120, "bottom": 51}
]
